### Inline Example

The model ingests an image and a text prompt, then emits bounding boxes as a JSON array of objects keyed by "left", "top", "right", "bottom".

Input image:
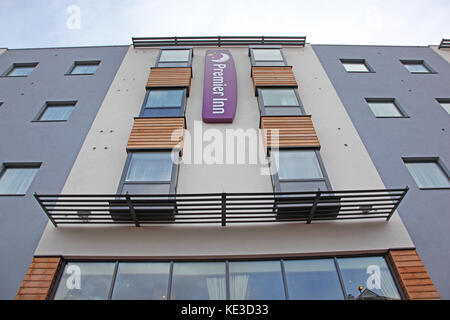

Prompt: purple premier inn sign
[{"left": 202, "top": 50, "right": 238, "bottom": 123}]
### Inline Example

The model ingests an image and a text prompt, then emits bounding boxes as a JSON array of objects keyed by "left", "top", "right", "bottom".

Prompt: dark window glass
[
  {"left": 71, "top": 63, "right": 99, "bottom": 75},
  {"left": 53, "top": 262, "right": 115, "bottom": 300},
  {"left": 111, "top": 262, "right": 170, "bottom": 300},
  {"left": 146, "top": 90, "right": 184, "bottom": 108},
  {"left": 38, "top": 104, "right": 74, "bottom": 121},
  {"left": 7, "top": 66, "right": 35, "bottom": 77},
  {"left": 229, "top": 261, "right": 285, "bottom": 300},
  {"left": 171, "top": 262, "right": 226, "bottom": 300},
  {"left": 284, "top": 259, "right": 344, "bottom": 300}
]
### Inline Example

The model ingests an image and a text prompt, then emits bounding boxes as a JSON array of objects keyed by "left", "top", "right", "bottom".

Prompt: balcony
[{"left": 35, "top": 188, "right": 408, "bottom": 227}]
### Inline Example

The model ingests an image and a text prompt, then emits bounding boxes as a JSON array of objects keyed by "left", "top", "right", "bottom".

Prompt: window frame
[
  {"left": 66, "top": 60, "right": 101, "bottom": 75},
  {"left": 340, "top": 59, "right": 374, "bottom": 73},
  {"left": 139, "top": 88, "right": 187, "bottom": 118},
  {"left": 269, "top": 148, "right": 332, "bottom": 192},
  {"left": 32, "top": 101, "right": 77, "bottom": 122},
  {"left": 249, "top": 46, "right": 288, "bottom": 66},
  {"left": 51, "top": 253, "right": 404, "bottom": 300},
  {"left": 257, "top": 88, "right": 306, "bottom": 116},
  {"left": 2, "top": 62, "right": 38, "bottom": 77},
  {"left": 155, "top": 47, "right": 193, "bottom": 68},
  {"left": 435, "top": 98, "right": 450, "bottom": 115},
  {"left": 400, "top": 60, "right": 436, "bottom": 74},
  {"left": 117, "top": 150, "right": 180, "bottom": 194},
  {"left": 365, "top": 98, "right": 409, "bottom": 118},
  {"left": 403, "top": 157, "right": 450, "bottom": 190},
  {"left": 0, "top": 162, "right": 41, "bottom": 196}
]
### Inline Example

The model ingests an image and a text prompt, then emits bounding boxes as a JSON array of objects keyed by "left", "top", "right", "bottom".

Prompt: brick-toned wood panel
[
  {"left": 146, "top": 67, "right": 192, "bottom": 95},
  {"left": 251, "top": 66, "right": 298, "bottom": 94},
  {"left": 388, "top": 249, "right": 440, "bottom": 300},
  {"left": 15, "top": 257, "right": 62, "bottom": 300},
  {"left": 260, "top": 116, "right": 320, "bottom": 151},
  {"left": 127, "top": 117, "right": 186, "bottom": 151}
]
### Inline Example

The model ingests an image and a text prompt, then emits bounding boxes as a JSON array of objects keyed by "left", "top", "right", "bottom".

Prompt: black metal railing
[
  {"left": 439, "top": 39, "right": 450, "bottom": 49},
  {"left": 35, "top": 188, "right": 408, "bottom": 227},
  {"left": 132, "top": 36, "right": 306, "bottom": 48}
]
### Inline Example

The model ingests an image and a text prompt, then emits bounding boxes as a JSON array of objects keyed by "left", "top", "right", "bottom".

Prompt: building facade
[
  {"left": 0, "top": 45, "right": 128, "bottom": 299},
  {"left": 2, "top": 37, "right": 447, "bottom": 300}
]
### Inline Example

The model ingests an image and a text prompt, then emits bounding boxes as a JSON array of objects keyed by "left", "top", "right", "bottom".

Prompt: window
[
  {"left": 284, "top": 259, "right": 344, "bottom": 300},
  {"left": 68, "top": 61, "right": 100, "bottom": 75},
  {"left": 34, "top": 101, "right": 76, "bottom": 121},
  {"left": 112, "top": 262, "right": 170, "bottom": 300},
  {"left": 229, "top": 261, "right": 285, "bottom": 300},
  {"left": 141, "top": 89, "right": 186, "bottom": 117},
  {"left": 340, "top": 59, "right": 371, "bottom": 73},
  {"left": 0, "top": 165, "right": 39, "bottom": 195},
  {"left": 258, "top": 88, "right": 303, "bottom": 116},
  {"left": 271, "top": 149, "right": 329, "bottom": 192},
  {"left": 156, "top": 48, "right": 192, "bottom": 67},
  {"left": 171, "top": 262, "right": 226, "bottom": 300},
  {"left": 436, "top": 99, "right": 450, "bottom": 114},
  {"left": 3, "top": 63, "right": 37, "bottom": 77},
  {"left": 125, "top": 152, "right": 173, "bottom": 182},
  {"left": 337, "top": 257, "right": 401, "bottom": 300},
  {"left": 401, "top": 60, "right": 433, "bottom": 73},
  {"left": 404, "top": 159, "right": 450, "bottom": 189},
  {"left": 365, "top": 98, "right": 406, "bottom": 118},
  {"left": 250, "top": 47, "right": 286, "bottom": 66},
  {"left": 53, "top": 256, "right": 401, "bottom": 300},
  {"left": 53, "top": 262, "right": 115, "bottom": 300}
]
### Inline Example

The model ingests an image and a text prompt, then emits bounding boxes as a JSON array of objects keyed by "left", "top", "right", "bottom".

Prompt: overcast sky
[{"left": 1, "top": 0, "right": 449, "bottom": 49}]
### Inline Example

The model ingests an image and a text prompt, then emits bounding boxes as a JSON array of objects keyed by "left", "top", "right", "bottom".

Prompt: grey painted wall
[
  {"left": 313, "top": 44, "right": 450, "bottom": 298},
  {"left": 0, "top": 45, "right": 127, "bottom": 299}
]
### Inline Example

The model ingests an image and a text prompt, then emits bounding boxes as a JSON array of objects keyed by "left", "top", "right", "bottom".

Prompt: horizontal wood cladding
[
  {"left": 388, "top": 249, "right": 440, "bottom": 300},
  {"left": 261, "top": 116, "right": 320, "bottom": 150},
  {"left": 252, "top": 66, "right": 298, "bottom": 94},
  {"left": 146, "top": 67, "right": 192, "bottom": 94},
  {"left": 15, "top": 257, "right": 62, "bottom": 300},
  {"left": 127, "top": 117, "right": 186, "bottom": 151}
]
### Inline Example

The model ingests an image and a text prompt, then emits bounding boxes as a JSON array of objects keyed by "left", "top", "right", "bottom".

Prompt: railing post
[
  {"left": 386, "top": 186, "right": 409, "bottom": 222},
  {"left": 307, "top": 189, "right": 321, "bottom": 224},
  {"left": 221, "top": 193, "right": 226, "bottom": 227},
  {"left": 34, "top": 193, "right": 57, "bottom": 228},
  {"left": 125, "top": 192, "right": 140, "bottom": 227},
  {"left": 218, "top": 36, "right": 221, "bottom": 47}
]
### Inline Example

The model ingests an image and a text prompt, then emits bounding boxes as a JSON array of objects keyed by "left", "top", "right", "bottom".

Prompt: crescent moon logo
[{"left": 212, "top": 53, "right": 230, "bottom": 63}]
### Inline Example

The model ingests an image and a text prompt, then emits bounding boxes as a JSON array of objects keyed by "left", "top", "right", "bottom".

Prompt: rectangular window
[
  {"left": 365, "top": 99, "right": 406, "bottom": 117},
  {"left": 53, "top": 262, "right": 116, "bottom": 300},
  {"left": 401, "top": 60, "right": 433, "bottom": 73},
  {"left": 258, "top": 88, "right": 303, "bottom": 116},
  {"left": 141, "top": 89, "right": 186, "bottom": 117},
  {"left": 171, "top": 262, "right": 226, "bottom": 300},
  {"left": 284, "top": 259, "right": 344, "bottom": 300},
  {"left": 125, "top": 152, "right": 173, "bottom": 182},
  {"left": 250, "top": 47, "right": 286, "bottom": 66},
  {"left": 35, "top": 101, "right": 76, "bottom": 121},
  {"left": 337, "top": 257, "right": 401, "bottom": 300},
  {"left": 273, "top": 150, "right": 324, "bottom": 180},
  {"left": 404, "top": 159, "right": 450, "bottom": 189},
  {"left": 68, "top": 61, "right": 100, "bottom": 75},
  {"left": 4, "top": 63, "right": 38, "bottom": 77},
  {"left": 0, "top": 165, "right": 39, "bottom": 195},
  {"left": 156, "top": 48, "right": 192, "bottom": 67},
  {"left": 53, "top": 256, "right": 402, "bottom": 300},
  {"left": 111, "top": 262, "right": 170, "bottom": 300},
  {"left": 436, "top": 99, "right": 450, "bottom": 115},
  {"left": 340, "top": 59, "right": 371, "bottom": 73},
  {"left": 229, "top": 261, "right": 285, "bottom": 300}
]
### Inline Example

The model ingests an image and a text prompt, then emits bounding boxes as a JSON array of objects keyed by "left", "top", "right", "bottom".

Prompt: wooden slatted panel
[
  {"left": 252, "top": 66, "right": 298, "bottom": 94},
  {"left": 15, "top": 257, "right": 61, "bottom": 300},
  {"left": 261, "top": 116, "right": 320, "bottom": 150},
  {"left": 146, "top": 67, "right": 192, "bottom": 95},
  {"left": 127, "top": 117, "right": 186, "bottom": 151},
  {"left": 388, "top": 249, "right": 440, "bottom": 300}
]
